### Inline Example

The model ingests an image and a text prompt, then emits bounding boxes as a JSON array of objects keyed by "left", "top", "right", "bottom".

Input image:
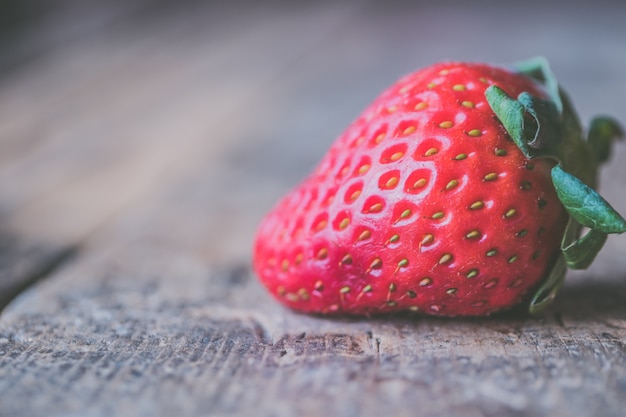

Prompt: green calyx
[{"left": 485, "top": 56, "right": 626, "bottom": 314}]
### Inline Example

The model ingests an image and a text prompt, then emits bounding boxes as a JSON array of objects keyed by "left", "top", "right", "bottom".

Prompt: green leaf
[
  {"left": 588, "top": 116, "right": 624, "bottom": 164},
  {"left": 517, "top": 92, "right": 541, "bottom": 144},
  {"left": 551, "top": 165, "right": 626, "bottom": 233},
  {"left": 562, "top": 225, "right": 608, "bottom": 269},
  {"left": 486, "top": 86, "right": 563, "bottom": 161},
  {"left": 529, "top": 255, "right": 566, "bottom": 314},
  {"left": 517, "top": 92, "right": 562, "bottom": 152},
  {"left": 485, "top": 86, "right": 531, "bottom": 158},
  {"left": 514, "top": 56, "right": 563, "bottom": 115}
]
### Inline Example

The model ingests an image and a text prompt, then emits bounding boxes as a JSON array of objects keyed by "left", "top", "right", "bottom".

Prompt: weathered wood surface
[
  {"left": 1, "top": 1, "right": 626, "bottom": 416},
  {"left": 2, "top": 245, "right": 626, "bottom": 417}
]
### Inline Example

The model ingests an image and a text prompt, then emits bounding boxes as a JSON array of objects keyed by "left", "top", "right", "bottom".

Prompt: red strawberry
[{"left": 253, "top": 58, "right": 625, "bottom": 316}]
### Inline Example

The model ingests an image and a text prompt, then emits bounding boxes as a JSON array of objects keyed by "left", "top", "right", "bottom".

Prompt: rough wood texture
[
  {"left": 1, "top": 1, "right": 626, "bottom": 416},
  {"left": 2, "top": 245, "right": 626, "bottom": 417}
]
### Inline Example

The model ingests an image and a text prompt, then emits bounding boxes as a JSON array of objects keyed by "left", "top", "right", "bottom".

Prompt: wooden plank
[
  {"left": 1, "top": 244, "right": 625, "bottom": 417},
  {"left": 1, "top": 134, "right": 624, "bottom": 416}
]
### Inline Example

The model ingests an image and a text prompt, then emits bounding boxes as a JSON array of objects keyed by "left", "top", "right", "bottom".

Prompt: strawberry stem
[
  {"left": 514, "top": 56, "right": 563, "bottom": 114},
  {"left": 486, "top": 57, "right": 626, "bottom": 314}
]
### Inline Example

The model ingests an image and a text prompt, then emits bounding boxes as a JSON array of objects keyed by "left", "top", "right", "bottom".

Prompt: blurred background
[{"left": 1, "top": 0, "right": 626, "bottom": 274}]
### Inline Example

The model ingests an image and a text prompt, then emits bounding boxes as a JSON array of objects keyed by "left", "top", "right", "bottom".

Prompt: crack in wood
[{"left": 0, "top": 233, "right": 79, "bottom": 312}]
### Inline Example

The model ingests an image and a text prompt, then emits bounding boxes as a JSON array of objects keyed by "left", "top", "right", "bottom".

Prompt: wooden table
[{"left": 1, "top": 1, "right": 626, "bottom": 416}]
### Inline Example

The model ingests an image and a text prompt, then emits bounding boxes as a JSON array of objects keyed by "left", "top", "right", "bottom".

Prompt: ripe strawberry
[{"left": 253, "top": 58, "right": 625, "bottom": 316}]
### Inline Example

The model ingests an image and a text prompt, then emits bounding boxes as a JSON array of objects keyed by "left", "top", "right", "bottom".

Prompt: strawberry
[{"left": 253, "top": 58, "right": 625, "bottom": 316}]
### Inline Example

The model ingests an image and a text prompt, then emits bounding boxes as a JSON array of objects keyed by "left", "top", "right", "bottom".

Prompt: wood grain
[
  {"left": 1, "top": 1, "right": 626, "bottom": 416},
  {"left": 1, "top": 244, "right": 625, "bottom": 417}
]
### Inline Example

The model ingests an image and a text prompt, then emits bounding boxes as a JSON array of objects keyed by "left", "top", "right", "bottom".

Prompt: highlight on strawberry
[{"left": 253, "top": 57, "right": 625, "bottom": 317}]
